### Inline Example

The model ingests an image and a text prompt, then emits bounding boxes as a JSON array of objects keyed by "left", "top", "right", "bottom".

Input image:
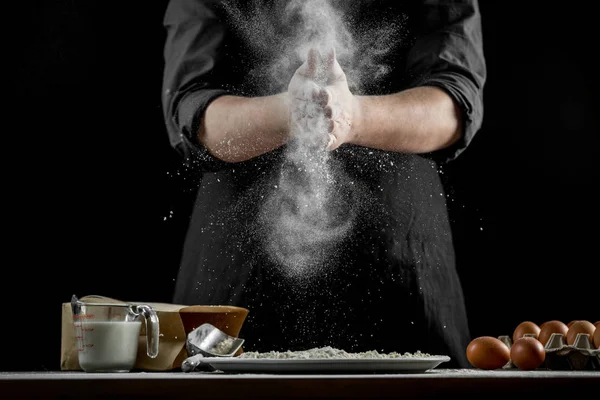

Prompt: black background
[{"left": 4, "top": 1, "right": 598, "bottom": 371}]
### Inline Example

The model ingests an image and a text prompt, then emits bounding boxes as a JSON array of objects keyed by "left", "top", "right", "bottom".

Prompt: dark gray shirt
[{"left": 161, "top": 0, "right": 486, "bottom": 368}]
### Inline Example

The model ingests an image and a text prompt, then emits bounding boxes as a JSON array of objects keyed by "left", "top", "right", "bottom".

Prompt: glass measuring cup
[{"left": 71, "top": 294, "right": 159, "bottom": 373}]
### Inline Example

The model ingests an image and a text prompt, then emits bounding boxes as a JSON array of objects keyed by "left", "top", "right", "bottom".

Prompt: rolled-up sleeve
[
  {"left": 162, "top": 0, "right": 230, "bottom": 171},
  {"left": 405, "top": 0, "right": 486, "bottom": 163}
]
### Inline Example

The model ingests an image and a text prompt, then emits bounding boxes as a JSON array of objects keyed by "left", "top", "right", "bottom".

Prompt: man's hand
[
  {"left": 318, "top": 49, "right": 360, "bottom": 151},
  {"left": 287, "top": 48, "right": 360, "bottom": 151},
  {"left": 287, "top": 49, "right": 326, "bottom": 147}
]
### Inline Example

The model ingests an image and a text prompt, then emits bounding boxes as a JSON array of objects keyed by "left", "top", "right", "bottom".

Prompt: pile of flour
[{"left": 238, "top": 346, "right": 433, "bottom": 359}]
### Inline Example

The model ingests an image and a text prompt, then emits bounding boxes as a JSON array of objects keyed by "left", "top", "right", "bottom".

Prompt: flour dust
[{"left": 222, "top": 0, "right": 405, "bottom": 280}]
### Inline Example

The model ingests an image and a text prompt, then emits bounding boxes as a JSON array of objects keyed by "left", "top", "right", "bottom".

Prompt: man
[{"left": 162, "top": 0, "right": 485, "bottom": 368}]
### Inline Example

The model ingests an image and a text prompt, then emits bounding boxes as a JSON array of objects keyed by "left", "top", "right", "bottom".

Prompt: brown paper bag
[{"left": 61, "top": 295, "right": 249, "bottom": 371}]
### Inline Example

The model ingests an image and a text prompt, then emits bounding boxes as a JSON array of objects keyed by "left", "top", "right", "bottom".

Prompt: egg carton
[{"left": 498, "top": 333, "right": 600, "bottom": 370}]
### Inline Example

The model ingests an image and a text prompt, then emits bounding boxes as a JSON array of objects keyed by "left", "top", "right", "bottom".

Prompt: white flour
[
  {"left": 209, "top": 337, "right": 236, "bottom": 355},
  {"left": 222, "top": 0, "right": 405, "bottom": 279},
  {"left": 223, "top": 0, "right": 405, "bottom": 94},
  {"left": 261, "top": 0, "right": 355, "bottom": 279},
  {"left": 238, "top": 346, "right": 433, "bottom": 359}
]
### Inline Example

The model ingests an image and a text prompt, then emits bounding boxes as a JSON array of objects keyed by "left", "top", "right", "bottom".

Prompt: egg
[
  {"left": 594, "top": 321, "right": 600, "bottom": 329},
  {"left": 466, "top": 336, "right": 510, "bottom": 370},
  {"left": 537, "top": 320, "right": 569, "bottom": 347},
  {"left": 567, "top": 320, "right": 579, "bottom": 328},
  {"left": 566, "top": 320, "right": 595, "bottom": 345},
  {"left": 593, "top": 327, "right": 600, "bottom": 349},
  {"left": 510, "top": 337, "right": 545, "bottom": 370},
  {"left": 513, "top": 321, "right": 541, "bottom": 343}
]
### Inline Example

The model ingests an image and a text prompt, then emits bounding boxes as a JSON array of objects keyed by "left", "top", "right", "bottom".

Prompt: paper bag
[{"left": 61, "top": 295, "right": 249, "bottom": 371}]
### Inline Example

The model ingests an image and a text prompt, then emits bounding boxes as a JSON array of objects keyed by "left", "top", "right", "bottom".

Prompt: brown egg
[
  {"left": 567, "top": 320, "right": 580, "bottom": 328},
  {"left": 594, "top": 321, "right": 600, "bottom": 329},
  {"left": 593, "top": 327, "right": 600, "bottom": 349},
  {"left": 466, "top": 336, "right": 511, "bottom": 370},
  {"left": 513, "top": 321, "right": 541, "bottom": 343},
  {"left": 566, "top": 320, "right": 596, "bottom": 345},
  {"left": 537, "top": 320, "right": 569, "bottom": 346},
  {"left": 510, "top": 337, "right": 545, "bottom": 370}
]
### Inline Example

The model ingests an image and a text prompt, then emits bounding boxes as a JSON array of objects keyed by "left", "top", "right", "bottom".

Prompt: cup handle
[{"left": 136, "top": 305, "right": 160, "bottom": 358}]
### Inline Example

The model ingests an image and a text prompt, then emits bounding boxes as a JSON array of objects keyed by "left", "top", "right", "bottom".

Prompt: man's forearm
[
  {"left": 199, "top": 93, "right": 289, "bottom": 163},
  {"left": 351, "top": 86, "right": 463, "bottom": 154},
  {"left": 200, "top": 86, "right": 462, "bottom": 163}
]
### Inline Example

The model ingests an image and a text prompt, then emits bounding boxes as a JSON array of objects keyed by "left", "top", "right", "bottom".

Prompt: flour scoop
[{"left": 182, "top": 323, "right": 245, "bottom": 372}]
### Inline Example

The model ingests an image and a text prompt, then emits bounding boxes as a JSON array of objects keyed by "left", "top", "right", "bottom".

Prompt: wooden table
[{"left": 1, "top": 369, "right": 598, "bottom": 399}]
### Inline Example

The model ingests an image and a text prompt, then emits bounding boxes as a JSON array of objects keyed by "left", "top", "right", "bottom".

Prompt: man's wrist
[
  {"left": 277, "top": 92, "right": 292, "bottom": 138},
  {"left": 349, "top": 95, "right": 366, "bottom": 145}
]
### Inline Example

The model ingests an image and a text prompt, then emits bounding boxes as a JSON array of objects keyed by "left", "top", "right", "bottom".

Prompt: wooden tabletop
[{"left": 2, "top": 369, "right": 598, "bottom": 399}]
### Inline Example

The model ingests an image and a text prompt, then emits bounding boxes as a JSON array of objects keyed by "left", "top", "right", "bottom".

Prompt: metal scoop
[{"left": 182, "top": 323, "right": 245, "bottom": 372}]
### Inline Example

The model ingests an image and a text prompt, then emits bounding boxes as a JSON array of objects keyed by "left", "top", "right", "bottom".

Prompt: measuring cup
[{"left": 71, "top": 294, "right": 159, "bottom": 373}]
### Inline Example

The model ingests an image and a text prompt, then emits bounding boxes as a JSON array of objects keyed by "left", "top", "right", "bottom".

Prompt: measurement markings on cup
[
  {"left": 74, "top": 313, "right": 96, "bottom": 352},
  {"left": 73, "top": 314, "right": 95, "bottom": 319}
]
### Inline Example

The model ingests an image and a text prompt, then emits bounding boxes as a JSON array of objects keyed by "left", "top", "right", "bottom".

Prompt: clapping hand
[{"left": 287, "top": 48, "right": 359, "bottom": 151}]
